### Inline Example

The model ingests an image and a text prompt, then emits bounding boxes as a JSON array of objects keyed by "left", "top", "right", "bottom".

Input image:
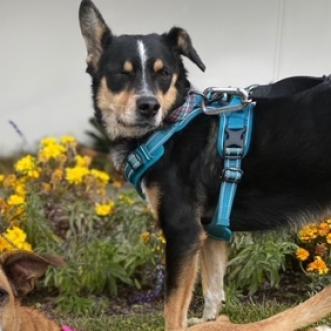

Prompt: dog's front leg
[
  {"left": 161, "top": 200, "right": 205, "bottom": 331},
  {"left": 201, "top": 238, "right": 228, "bottom": 320},
  {"left": 189, "top": 238, "right": 228, "bottom": 325}
]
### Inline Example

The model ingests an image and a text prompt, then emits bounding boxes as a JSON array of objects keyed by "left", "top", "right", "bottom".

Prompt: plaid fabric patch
[{"left": 165, "top": 90, "right": 202, "bottom": 123}]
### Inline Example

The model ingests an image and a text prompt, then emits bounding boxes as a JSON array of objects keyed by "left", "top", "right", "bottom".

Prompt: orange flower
[
  {"left": 307, "top": 256, "right": 329, "bottom": 275},
  {"left": 296, "top": 248, "right": 309, "bottom": 261},
  {"left": 318, "top": 222, "right": 329, "bottom": 237}
]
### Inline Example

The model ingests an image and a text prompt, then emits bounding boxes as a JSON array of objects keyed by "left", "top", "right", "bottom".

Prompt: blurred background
[{"left": 1, "top": 0, "right": 331, "bottom": 155}]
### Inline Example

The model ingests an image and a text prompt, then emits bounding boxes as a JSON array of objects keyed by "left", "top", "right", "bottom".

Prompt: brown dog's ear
[
  {"left": 79, "top": 0, "right": 112, "bottom": 73},
  {"left": 1, "top": 251, "right": 64, "bottom": 297},
  {"left": 164, "top": 27, "right": 206, "bottom": 72}
]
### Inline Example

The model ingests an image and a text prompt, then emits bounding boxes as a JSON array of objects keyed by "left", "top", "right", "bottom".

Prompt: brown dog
[
  {"left": 0, "top": 251, "right": 63, "bottom": 331},
  {"left": 188, "top": 286, "right": 331, "bottom": 331}
]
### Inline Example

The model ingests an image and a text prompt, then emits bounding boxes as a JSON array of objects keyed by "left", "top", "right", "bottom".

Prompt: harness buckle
[
  {"left": 224, "top": 128, "right": 246, "bottom": 149},
  {"left": 127, "top": 153, "right": 144, "bottom": 171},
  {"left": 222, "top": 167, "right": 243, "bottom": 183}
]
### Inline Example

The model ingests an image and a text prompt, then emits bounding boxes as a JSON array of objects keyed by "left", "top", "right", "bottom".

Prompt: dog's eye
[
  {"left": 158, "top": 68, "right": 171, "bottom": 79},
  {"left": 120, "top": 71, "right": 133, "bottom": 76},
  {"left": 0, "top": 289, "right": 8, "bottom": 302}
]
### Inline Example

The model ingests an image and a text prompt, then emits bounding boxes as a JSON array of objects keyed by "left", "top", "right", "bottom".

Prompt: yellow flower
[
  {"left": 159, "top": 234, "right": 166, "bottom": 245},
  {"left": 307, "top": 256, "right": 329, "bottom": 275},
  {"left": 65, "top": 166, "right": 90, "bottom": 184},
  {"left": 0, "top": 175, "right": 4, "bottom": 185},
  {"left": 7, "top": 194, "right": 25, "bottom": 206},
  {"left": 5, "top": 226, "right": 27, "bottom": 244},
  {"left": 29, "top": 170, "right": 40, "bottom": 179},
  {"left": 318, "top": 222, "right": 330, "bottom": 237},
  {"left": 0, "top": 227, "right": 32, "bottom": 253},
  {"left": 140, "top": 231, "right": 151, "bottom": 244},
  {"left": 75, "top": 155, "right": 92, "bottom": 168},
  {"left": 18, "top": 241, "right": 32, "bottom": 252},
  {"left": 296, "top": 248, "right": 309, "bottom": 261},
  {"left": 327, "top": 233, "right": 331, "bottom": 244},
  {"left": 14, "top": 155, "right": 39, "bottom": 178},
  {"left": 41, "top": 137, "right": 58, "bottom": 147},
  {"left": 39, "top": 143, "right": 66, "bottom": 162},
  {"left": 15, "top": 182, "right": 27, "bottom": 197},
  {"left": 90, "top": 169, "right": 110, "bottom": 184},
  {"left": 61, "top": 136, "right": 77, "bottom": 147},
  {"left": 95, "top": 201, "right": 115, "bottom": 216}
]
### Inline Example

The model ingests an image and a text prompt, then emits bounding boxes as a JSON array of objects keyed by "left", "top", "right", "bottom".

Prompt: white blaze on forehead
[{"left": 137, "top": 40, "right": 151, "bottom": 94}]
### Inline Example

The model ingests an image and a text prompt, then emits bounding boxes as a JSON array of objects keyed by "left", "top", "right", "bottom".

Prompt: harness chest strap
[
  {"left": 124, "top": 92, "right": 255, "bottom": 241},
  {"left": 206, "top": 98, "right": 254, "bottom": 241}
]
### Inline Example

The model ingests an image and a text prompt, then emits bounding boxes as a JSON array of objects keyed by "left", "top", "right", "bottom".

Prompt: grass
[
  {"left": 54, "top": 299, "right": 331, "bottom": 331},
  {"left": 61, "top": 313, "right": 163, "bottom": 331}
]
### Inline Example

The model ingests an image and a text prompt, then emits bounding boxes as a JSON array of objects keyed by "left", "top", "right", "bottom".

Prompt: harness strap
[
  {"left": 206, "top": 99, "right": 254, "bottom": 241},
  {"left": 125, "top": 91, "right": 255, "bottom": 241}
]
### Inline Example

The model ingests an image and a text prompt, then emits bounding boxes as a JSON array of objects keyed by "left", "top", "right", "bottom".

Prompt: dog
[
  {"left": 0, "top": 251, "right": 65, "bottom": 331},
  {"left": 78, "top": 1, "right": 331, "bottom": 329},
  {"left": 188, "top": 285, "right": 331, "bottom": 331}
]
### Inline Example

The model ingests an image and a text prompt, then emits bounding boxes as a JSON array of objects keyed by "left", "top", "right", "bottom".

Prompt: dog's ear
[
  {"left": 79, "top": 0, "right": 112, "bottom": 74},
  {"left": 1, "top": 251, "right": 64, "bottom": 297},
  {"left": 164, "top": 27, "right": 206, "bottom": 72}
]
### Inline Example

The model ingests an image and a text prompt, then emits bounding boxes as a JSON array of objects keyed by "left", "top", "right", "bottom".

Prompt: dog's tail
[{"left": 188, "top": 286, "right": 331, "bottom": 331}]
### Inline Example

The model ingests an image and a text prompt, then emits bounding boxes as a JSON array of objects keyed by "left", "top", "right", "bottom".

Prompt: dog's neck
[{"left": 109, "top": 86, "right": 190, "bottom": 171}]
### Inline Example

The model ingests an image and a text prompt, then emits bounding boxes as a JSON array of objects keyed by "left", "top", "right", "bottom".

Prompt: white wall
[{"left": 1, "top": 0, "right": 331, "bottom": 155}]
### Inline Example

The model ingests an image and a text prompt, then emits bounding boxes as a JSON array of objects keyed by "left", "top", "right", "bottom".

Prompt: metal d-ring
[{"left": 202, "top": 86, "right": 255, "bottom": 115}]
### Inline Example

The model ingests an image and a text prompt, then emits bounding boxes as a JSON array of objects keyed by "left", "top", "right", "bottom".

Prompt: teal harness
[{"left": 125, "top": 87, "right": 255, "bottom": 241}]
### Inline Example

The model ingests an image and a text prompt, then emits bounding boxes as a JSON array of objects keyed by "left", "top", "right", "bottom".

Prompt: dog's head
[
  {"left": 79, "top": 0, "right": 205, "bottom": 140},
  {"left": 0, "top": 251, "right": 63, "bottom": 331}
]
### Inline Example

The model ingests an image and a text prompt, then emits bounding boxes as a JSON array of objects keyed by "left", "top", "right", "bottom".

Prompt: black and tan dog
[{"left": 79, "top": 1, "right": 331, "bottom": 330}]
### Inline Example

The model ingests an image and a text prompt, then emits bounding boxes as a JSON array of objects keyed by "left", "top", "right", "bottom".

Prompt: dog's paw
[
  {"left": 188, "top": 317, "right": 217, "bottom": 326},
  {"left": 313, "top": 326, "right": 331, "bottom": 331},
  {"left": 188, "top": 317, "right": 204, "bottom": 326}
]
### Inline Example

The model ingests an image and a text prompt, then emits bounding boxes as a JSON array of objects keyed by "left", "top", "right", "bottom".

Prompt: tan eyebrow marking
[
  {"left": 123, "top": 60, "right": 134, "bottom": 73},
  {"left": 153, "top": 59, "right": 164, "bottom": 72}
]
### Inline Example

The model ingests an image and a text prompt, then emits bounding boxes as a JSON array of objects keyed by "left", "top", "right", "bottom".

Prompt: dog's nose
[{"left": 137, "top": 96, "right": 160, "bottom": 118}]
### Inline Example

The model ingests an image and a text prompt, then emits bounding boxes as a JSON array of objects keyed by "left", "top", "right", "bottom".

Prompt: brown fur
[
  {"left": 97, "top": 77, "right": 135, "bottom": 115},
  {"left": 123, "top": 60, "right": 134, "bottom": 73},
  {"left": 0, "top": 251, "right": 64, "bottom": 331},
  {"left": 97, "top": 77, "right": 142, "bottom": 139},
  {"left": 188, "top": 286, "right": 331, "bottom": 331},
  {"left": 154, "top": 59, "right": 164, "bottom": 72},
  {"left": 165, "top": 252, "right": 200, "bottom": 331},
  {"left": 144, "top": 184, "right": 161, "bottom": 218},
  {"left": 157, "top": 74, "right": 178, "bottom": 117}
]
